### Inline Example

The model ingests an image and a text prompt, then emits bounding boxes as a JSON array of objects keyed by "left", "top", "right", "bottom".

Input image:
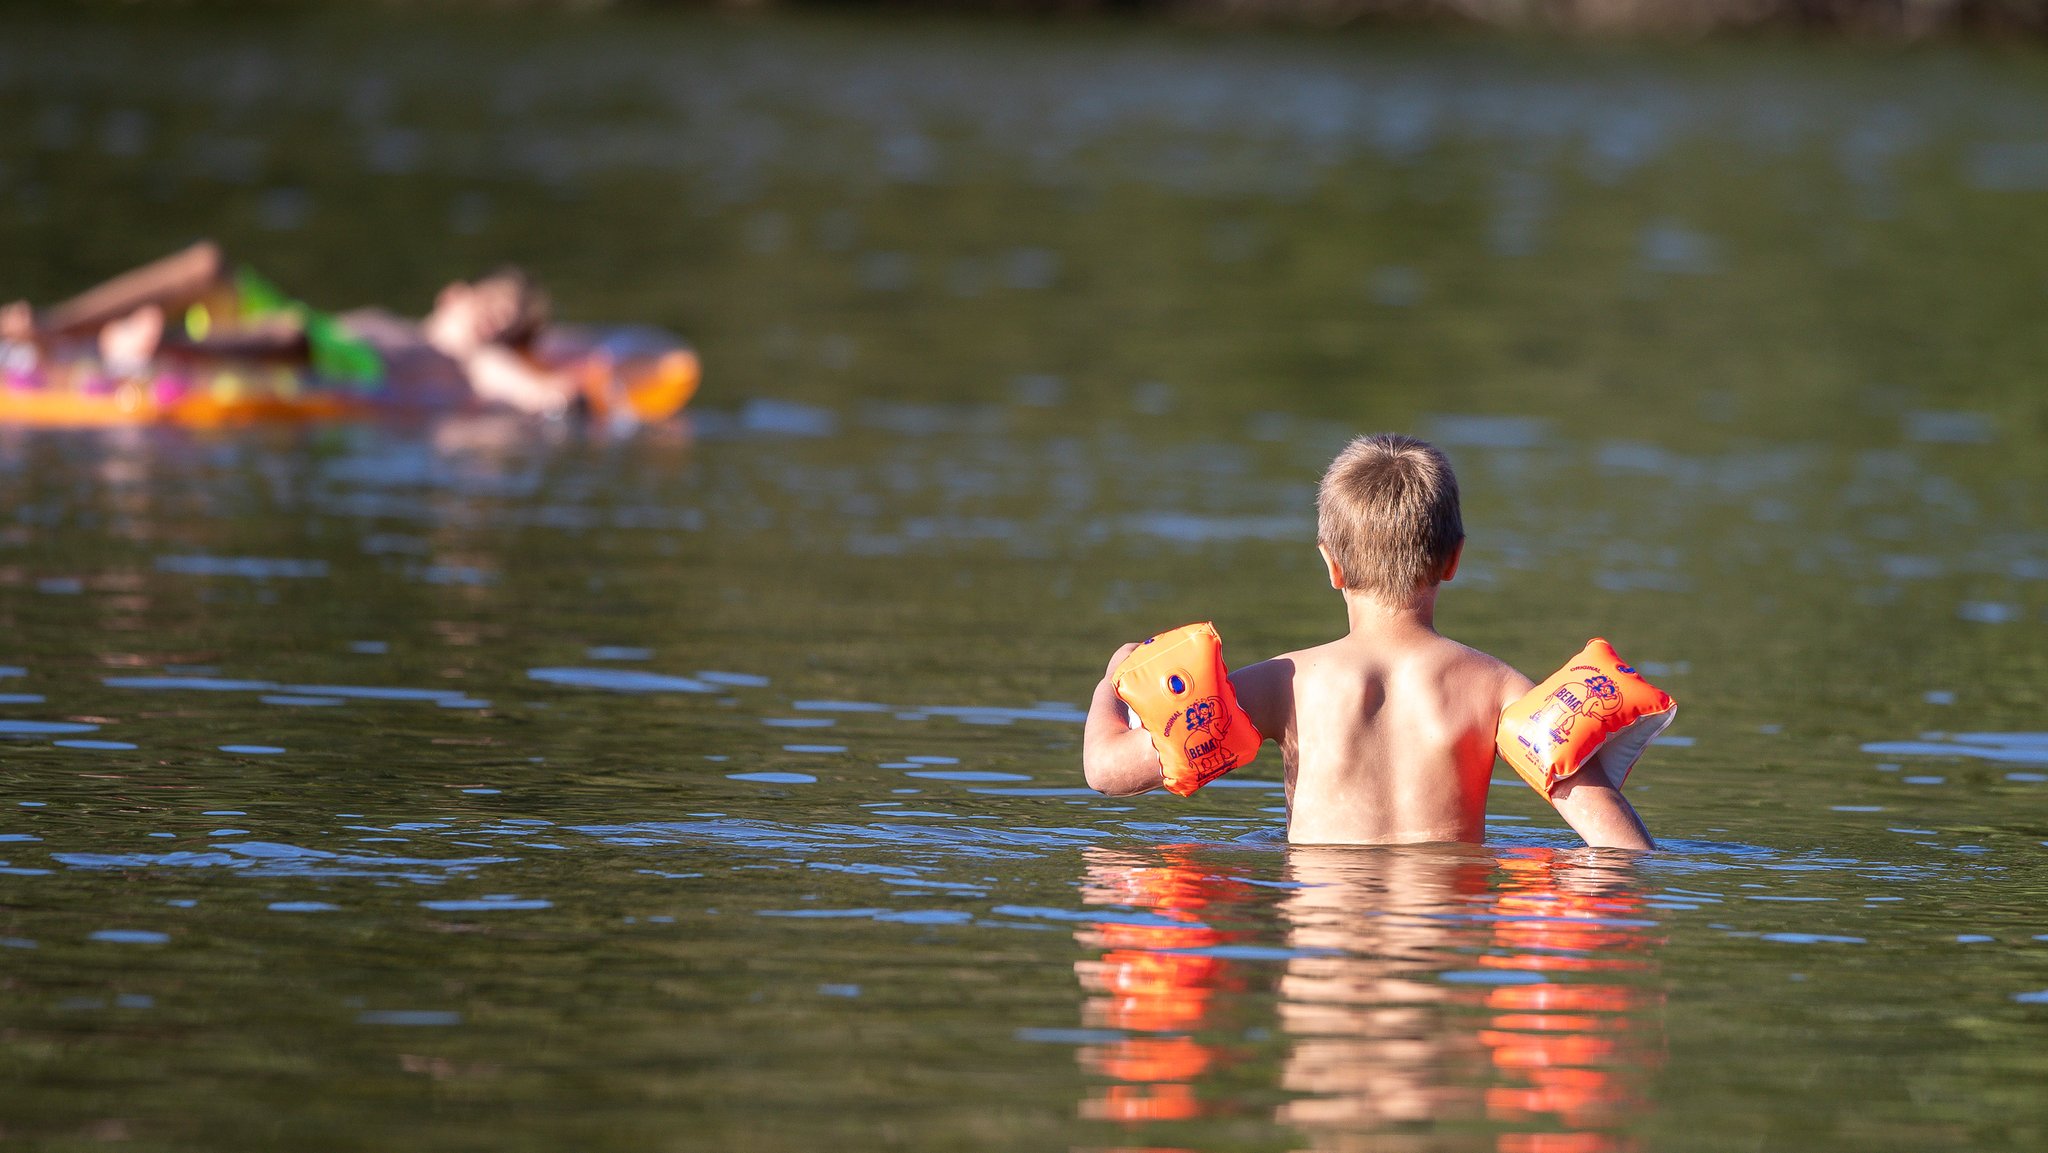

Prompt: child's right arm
[
  {"left": 40, "top": 240, "right": 227, "bottom": 339},
  {"left": 1082, "top": 643, "right": 1164, "bottom": 796},
  {"left": 459, "top": 344, "right": 576, "bottom": 417}
]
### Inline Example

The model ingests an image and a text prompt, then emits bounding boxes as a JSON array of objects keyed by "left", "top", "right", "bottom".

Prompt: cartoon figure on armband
[
  {"left": 1530, "top": 672, "right": 1622, "bottom": 748},
  {"left": 1497, "top": 639, "right": 1675, "bottom": 799}
]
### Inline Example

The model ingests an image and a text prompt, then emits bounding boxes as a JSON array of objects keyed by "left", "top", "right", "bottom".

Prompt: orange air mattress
[
  {"left": 1496, "top": 638, "right": 1674, "bottom": 798},
  {"left": 1113, "top": 622, "right": 1262, "bottom": 797},
  {"left": 0, "top": 340, "right": 698, "bottom": 429}
]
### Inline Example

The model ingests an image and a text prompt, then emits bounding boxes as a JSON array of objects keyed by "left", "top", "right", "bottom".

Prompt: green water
[{"left": 4, "top": 10, "right": 2048, "bottom": 1152}]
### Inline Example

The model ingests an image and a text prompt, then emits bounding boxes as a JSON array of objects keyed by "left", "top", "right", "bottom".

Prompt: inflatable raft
[{"left": 0, "top": 329, "right": 699, "bottom": 430}]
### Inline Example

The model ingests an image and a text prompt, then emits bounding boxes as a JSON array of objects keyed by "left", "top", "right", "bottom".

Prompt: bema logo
[
  {"left": 1185, "top": 731, "right": 1236, "bottom": 773},
  {"left": 1182, "top": 696, "right": 1235, "bottom": 775}
]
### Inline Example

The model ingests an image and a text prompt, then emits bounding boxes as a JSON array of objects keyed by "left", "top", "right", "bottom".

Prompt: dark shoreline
[
  {"left": 789, "top": 0, "right": 2048, "bottom": 39},
  {"left": 27, "top": 0, "right": 2045, "bottom": 40}
]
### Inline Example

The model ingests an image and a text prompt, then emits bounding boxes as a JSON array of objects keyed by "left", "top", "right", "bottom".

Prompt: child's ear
[
  {"left": 1441, "top": 540, "right": 1464, "bottom": 584},
  {"left": 1317, "top": 542, "right": 1345, "bottom": 590}
]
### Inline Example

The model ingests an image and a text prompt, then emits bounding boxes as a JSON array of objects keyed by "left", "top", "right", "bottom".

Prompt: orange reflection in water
[
  {"left": 1475, "top": 850, "right": 1664, "bottom": 1149},
  {"left": 1069, "top": 844, "right": 1663, "bottom": 1152},
  {"left": 1073, "top": 846, "right": 1254, "bottom": 1122}
]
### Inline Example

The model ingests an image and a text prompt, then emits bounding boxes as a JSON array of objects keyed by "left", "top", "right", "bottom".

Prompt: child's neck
[{"left": 1341, "top": 586, "right": 1440, "bottom": 639}]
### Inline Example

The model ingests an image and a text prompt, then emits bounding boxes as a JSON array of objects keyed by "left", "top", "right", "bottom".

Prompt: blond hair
[{"left": 1316, "top": 434, "right": 1464, "bottom": 603}]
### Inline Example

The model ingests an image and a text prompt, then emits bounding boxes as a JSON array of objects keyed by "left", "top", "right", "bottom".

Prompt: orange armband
[
  {"left": 1113, "top": 623, "right": 1263, "bottom": 797},
  {"left": 1496, "top": 638, "right": 1675, "bottom": 798}
]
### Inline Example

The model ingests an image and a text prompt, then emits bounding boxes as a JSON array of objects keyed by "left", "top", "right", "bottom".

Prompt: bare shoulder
[
  {"left": 1241, "top": 637, "right": 1357, "bottom": 696},
  {"left": 1435, "top": 636, "right": 1534, "bottom": 709},
  {"left": 1227, "top": 648, "right": 1309, "bottom": 745}
]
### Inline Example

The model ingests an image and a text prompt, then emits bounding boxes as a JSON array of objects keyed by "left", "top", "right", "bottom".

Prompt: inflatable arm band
[
  {"left": 1496, "top": 638, "right": 1675, "bottom": 799},
  {"left": 1113, "top": 622, "right": 1262, "bottom": 797}
]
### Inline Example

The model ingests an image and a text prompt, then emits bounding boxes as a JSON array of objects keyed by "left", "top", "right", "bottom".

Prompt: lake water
[{"left": 4, "top": 10, "right": 2048, "bottom": 1151}]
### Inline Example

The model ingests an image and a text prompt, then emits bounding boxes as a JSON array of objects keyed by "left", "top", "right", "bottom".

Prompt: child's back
[
  {"left": 1082, "top": 433, "right": 1651, "bottom": 849},
  {"left": 1234, "top": 621, "right": 1523, "bottom": 844}
]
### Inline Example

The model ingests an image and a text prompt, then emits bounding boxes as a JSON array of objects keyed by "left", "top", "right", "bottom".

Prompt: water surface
[{"left": 3, "top": 11, "right": 2048, "bottom": 1151}]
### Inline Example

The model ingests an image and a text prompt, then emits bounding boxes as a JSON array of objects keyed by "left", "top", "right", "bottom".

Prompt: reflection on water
[
  {"left": 0, "top": 401, "right": 2038, "bottom": 1148},
  {"left": 1471, "top": 853, "right": 1662, "bottom": 1153},
  {"left": 6, "top": 8, "right": 2048, "bottom": 1152},
  {"left": 1075, "top": 847, "right": 1253, "bottom": 1123},
  {"left": 1075, "top": 845, "right": 1663, "bottom": 1151}
]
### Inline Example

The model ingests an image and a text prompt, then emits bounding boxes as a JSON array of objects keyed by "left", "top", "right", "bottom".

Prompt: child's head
[
  {"left": 1316, "top": 433, "right": 1464, "bottom": 604},
  {"left": 467, "top": 266, "right": 550, "bottom": 349},
  {"left": 424, "top": 266, "right": 552, "bottom": 355}
]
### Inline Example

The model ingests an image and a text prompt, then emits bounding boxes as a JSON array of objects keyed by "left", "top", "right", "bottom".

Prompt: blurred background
[{"left": 5, "top": 4, "right": 2048, "bottom": 1152}]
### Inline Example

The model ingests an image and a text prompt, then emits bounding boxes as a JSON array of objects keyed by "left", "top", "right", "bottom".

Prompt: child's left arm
[
  {"left": 1497, "top": 664, "right": 1656, "bottom": 851},
  {"left": 1082, "top": 643, "right": 1164, "bottom": 796},
  {"left": 1551, "top": 771, "right": 1655, "bottom": 850}
]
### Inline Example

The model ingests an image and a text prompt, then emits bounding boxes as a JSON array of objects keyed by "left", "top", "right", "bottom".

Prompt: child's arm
[
  {"left": 1082, "top": 643, "right": 1164, "bottom": 796},
  {"left": 1227, "top": 657, "right": 1293, "bottom": 748},
  {"left": 1497, "top": 666, "right": 1654, "bottom": 851},
  {"left": 40, "top": 241, "right": 227, "bottom": 339},
  {"left": 459, "top": 344, "right": 576, "bottom": 417},
  {"left": 1550, "top": 769, "right": 1655, "bottom": 851}
]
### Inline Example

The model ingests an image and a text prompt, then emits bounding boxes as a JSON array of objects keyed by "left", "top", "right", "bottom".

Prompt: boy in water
[
  {"left": 2, "top": 241, "right": 589, "bottom": 416},
  {"left": 1082, "top": 433, "right": 1654, "bottom": 850}
]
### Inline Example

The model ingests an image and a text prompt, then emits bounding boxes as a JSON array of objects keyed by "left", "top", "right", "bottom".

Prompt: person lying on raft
[
  {"left": 0, "top": 241, "right": 596, "bottom": 418},
  {"left": 1082, "top": 433, "right": 1656, "bottom": 850}
]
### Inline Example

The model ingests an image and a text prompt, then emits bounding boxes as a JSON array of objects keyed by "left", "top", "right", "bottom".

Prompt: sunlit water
[{"left": 4, "top": 11, "right": 2048, "bottom": 1152}]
